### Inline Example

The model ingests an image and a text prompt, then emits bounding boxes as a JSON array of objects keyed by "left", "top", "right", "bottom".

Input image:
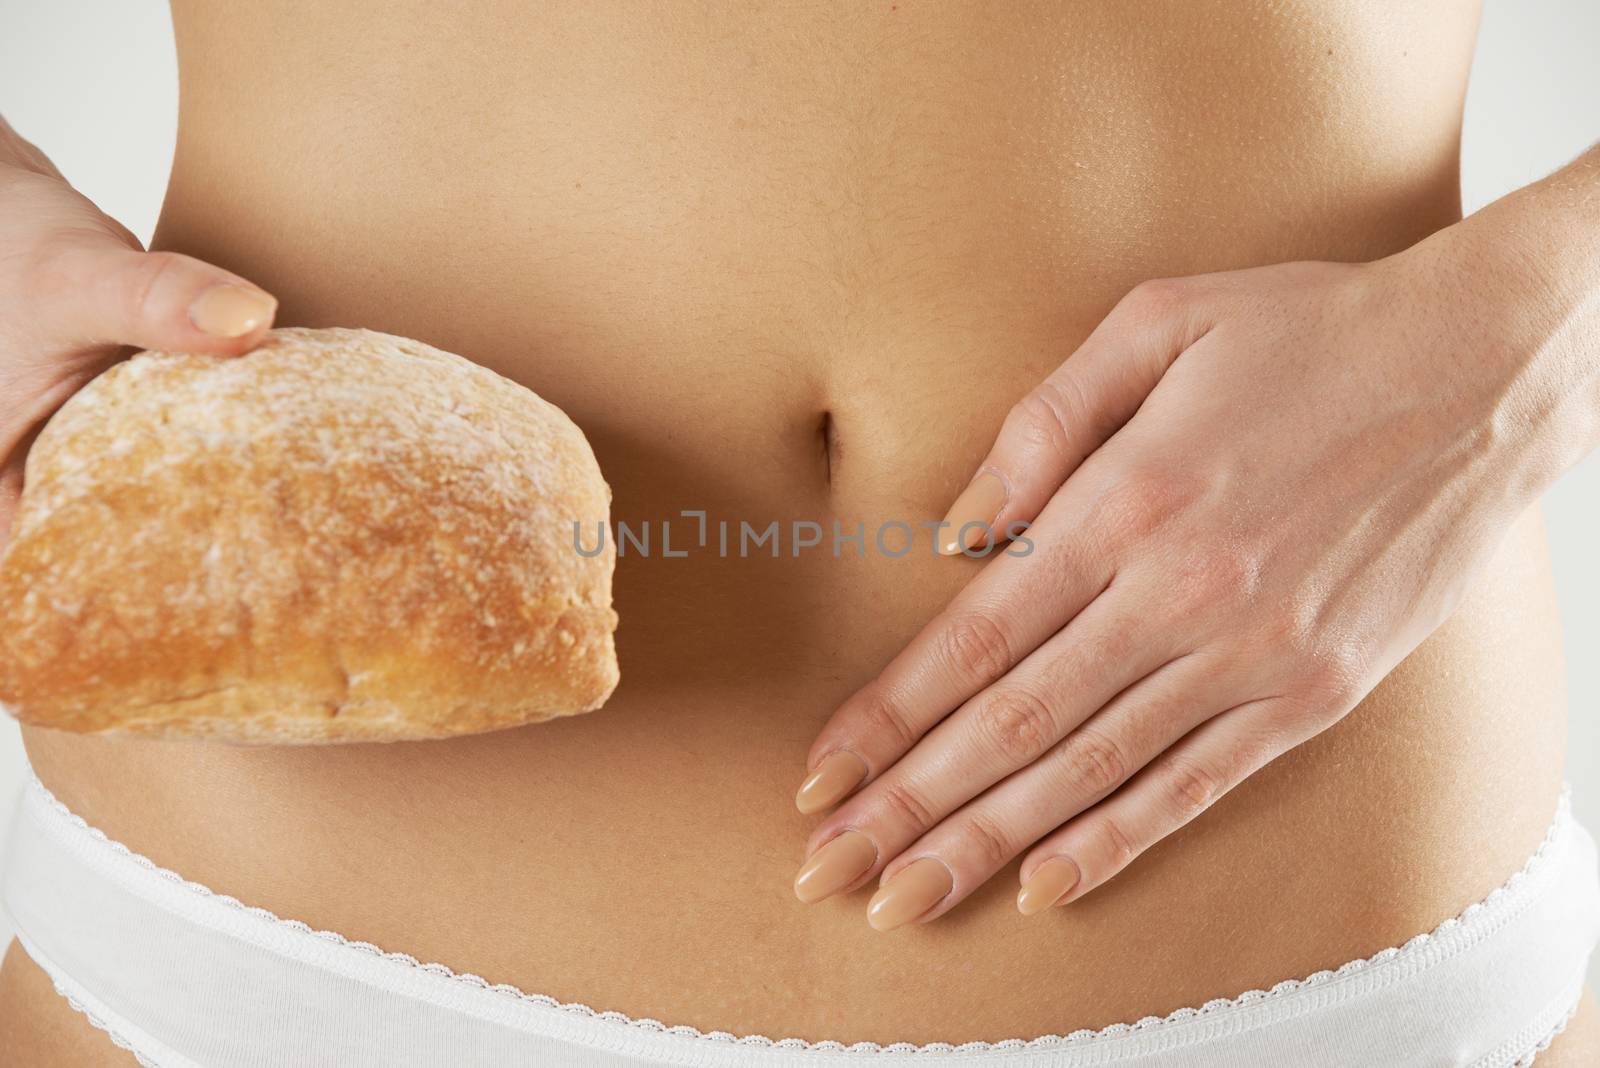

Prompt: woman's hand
[
  {"left": 790, "top": 239, "right": 1556, "bottom": 930},
  {"left": 0, "top": 116, "right": 276, "bottom": 543}
]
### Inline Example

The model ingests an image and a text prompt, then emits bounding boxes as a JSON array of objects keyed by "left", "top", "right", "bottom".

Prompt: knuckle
[
  {"left": 1162, "top": 759, "right": 1223, "bottom": 824},
  {"left": 1096, "top": 812, "right": 1140, "bottom": 870},
  {"left": 1119, "top": 277, "right": 1187, "bottom": 321},
  {"left": 1305, "top": 645, "right": 1368, "bottom": 707},
  {"left": 939, "top": 614, "right": 1014, "bottom": 687},
  {"left": 1088, "top": 465, "right": 1194, "bottom": 546},
  {"left": 1254, "top": 608, "right": 1306, "bottom": 651},
  {"left": 1008, "top": 376, "right": 1086, "bottom": 457},
  {"left": 1274, "top": 620, "right": 1371, "bottom": 712},
  {"left": 960, "top": 810, "right": 1017, "bottom": 870},
  {"left": 856, "top": 689, "right": 919, "bottom": 752},
  {"left": 970, "top": 686, "right": 1058, "bottom": 766},
  {"left": 1052, "top": 726, "right": 1129, "bottom": 798},
  {"left": 876, "top": 779, "right": 938, "bottom": 832},
  {"left": 122, "top": 251, "right": 184, "bottom": 323}
]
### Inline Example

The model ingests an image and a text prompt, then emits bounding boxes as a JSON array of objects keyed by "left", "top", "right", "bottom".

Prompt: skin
[
  {"left": 0, "top": 117, "right": 277, "bottom": 534},
  {"left": 798, "top": 184, "right": 1600, "bottom": 926},
  {"left": 0, "top": 1, "right": 1595, "bottom": 1062}
]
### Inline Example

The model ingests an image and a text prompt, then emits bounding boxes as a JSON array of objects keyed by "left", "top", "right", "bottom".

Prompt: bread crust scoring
[{"left": 0, "top": 327, "right": 618, "bottom": 743}]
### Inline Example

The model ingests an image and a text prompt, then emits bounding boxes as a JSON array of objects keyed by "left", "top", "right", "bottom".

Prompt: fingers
[
  {"left": 29, "top": 235, "right": 277, "bottom": 358},
  {"left": 796, "top": 282, "right": 1218, "bottom": 813},
  {"left": 937, "top": 279, "right": 1212, "bottom": 555},
  {"left": 0, "top": 173, "right": 278, "bottom": 548},
  {"left": 1015, "top": 696, "right": 1300, "bottom": 914},
  {"left": 796, "top": 496, "right": 1113, "bottom": 815},
  {"left": 803, "top": 650, "right": 1230, "bottom": 928},
  {"left": 801, "top": 584, "right": 1178, "bottom": 860}
]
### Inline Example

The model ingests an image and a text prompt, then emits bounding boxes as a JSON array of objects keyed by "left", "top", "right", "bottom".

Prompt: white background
[{"left": 0, "top": 0, "right": 1596, "bottom": 991}]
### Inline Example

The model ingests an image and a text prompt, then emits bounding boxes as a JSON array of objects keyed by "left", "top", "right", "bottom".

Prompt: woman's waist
[
  {"left": 17, "top": 506, "right": 1570, "bottom": 1042},
  {"left": 16, "top": 698, "right": 1569, "bottom": 1046},
  {"left": 6, "top": 761, "right": 1595, "bottom": 1064}
]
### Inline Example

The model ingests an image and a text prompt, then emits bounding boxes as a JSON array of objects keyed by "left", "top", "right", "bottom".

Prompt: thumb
[
  {"left": 36, "top": 233, "right": 277, "bottom": 357},
  {"left": 936, "top": 278, "right": 1211, "bottom": 556}
]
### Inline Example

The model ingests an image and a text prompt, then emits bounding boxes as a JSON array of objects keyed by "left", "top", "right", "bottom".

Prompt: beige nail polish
[
  {"left": 866, "top": 857, "right": 953, "bottom": 931},
  {"left": 794, "top": 830, "right": 878, "bottom": 904},
  {"left": 795, "top": 751, "right": 869, "bottom": 814},
  {"left": 1016, "top": 856, "right": 1080, "bottom": 916},
  {"left": 937, "top": 472, "right": 1008, "bottom": 556},
  {"left": 189, "top": 285, "right": 276, "bottom": 338}
]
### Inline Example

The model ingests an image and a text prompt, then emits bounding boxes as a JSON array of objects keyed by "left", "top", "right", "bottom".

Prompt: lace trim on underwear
[
  {"left": 46, "top": 976, "right": 161, "bottom": 1068},
  {"left": 40, "top": 969, "right": 1578, "bottom": 1068},
  {"left": 27, "top": 776, "right": 1575, "bottom": 1059},
  {"left": 1515, "top": 996, "right": 1581, "bottom": 1067}
]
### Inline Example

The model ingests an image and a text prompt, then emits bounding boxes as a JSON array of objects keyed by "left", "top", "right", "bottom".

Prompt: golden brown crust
[{"left": 0, "top": 327, "right": 618, "bottom": 743}]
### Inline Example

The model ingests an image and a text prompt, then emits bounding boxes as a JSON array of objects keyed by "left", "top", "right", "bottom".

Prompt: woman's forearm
[{"left": 1411, "top": 143, "right": 1600, "bottom": 507}]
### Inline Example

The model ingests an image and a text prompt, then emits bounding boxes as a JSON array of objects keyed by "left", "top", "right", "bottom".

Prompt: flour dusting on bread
[{"left": 0, "top": 327, "right": 619, "bottom": 743}]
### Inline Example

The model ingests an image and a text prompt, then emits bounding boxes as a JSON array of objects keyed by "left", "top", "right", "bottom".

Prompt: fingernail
[
  {"left": 937, "top": 472, "right": 1008, "bottom": 556},
  {"left": 795, "top": 750, "right": 869, "bottom": 814},
  {"left": 189, "top": 284, "right": 276, "bottom": 338},
  {"left": 794, "top": 830, "right": 878, "bottom": 904},
  {"left": 867, "top": 857, "right": 953, "bottom": 931},
  {"left": 1016, "top": 857, "right": 1080, "bottom": 916}
]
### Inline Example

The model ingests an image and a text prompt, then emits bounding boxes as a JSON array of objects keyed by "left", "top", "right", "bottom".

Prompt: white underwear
[{"left": 3, "top": 774, "right": 1596, "bottom": 1068}]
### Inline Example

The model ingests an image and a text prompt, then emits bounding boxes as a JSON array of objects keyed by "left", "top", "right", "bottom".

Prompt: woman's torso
[{"left": 18, "top": 0, "right": 1580, "bottom": 1048}]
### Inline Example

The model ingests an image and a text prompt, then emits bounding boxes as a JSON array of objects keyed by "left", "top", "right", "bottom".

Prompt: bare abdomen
[{"left": 20, "top": 0, "right": 1576, "bottom": 1048}]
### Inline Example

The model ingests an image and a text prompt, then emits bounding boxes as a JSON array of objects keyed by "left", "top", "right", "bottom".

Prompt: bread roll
[{"left": 0, "top": 327, "right": 618, "bottom": 743}]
